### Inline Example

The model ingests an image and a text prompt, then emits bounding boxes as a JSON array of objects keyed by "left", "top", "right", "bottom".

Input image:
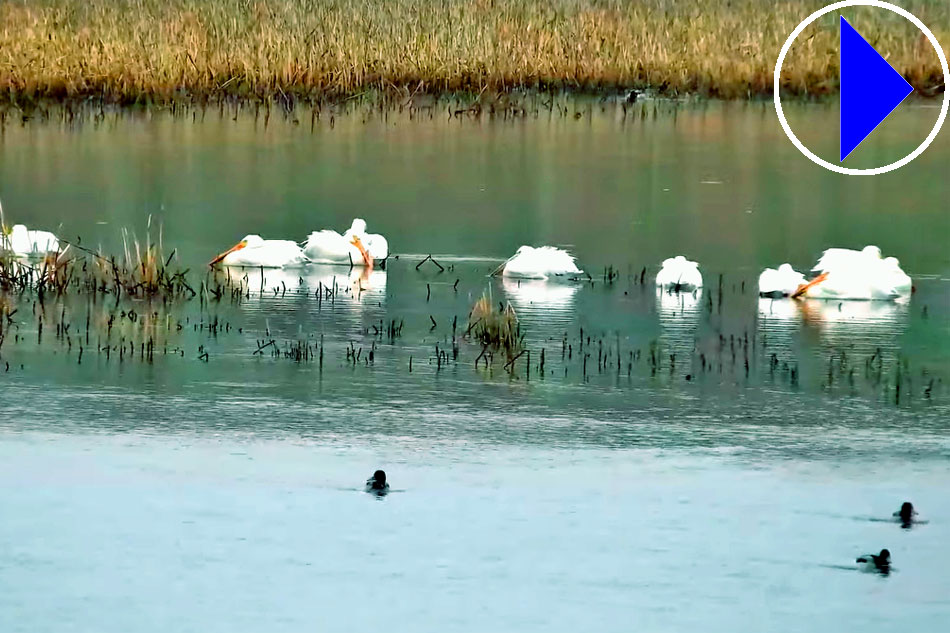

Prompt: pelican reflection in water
[
  {"left": 757, "top": 297, "right": 910, "bottom": 374},
  {"left": 501, "top": 276, "right": 580, "bottom": 315},
  {"left": 217, "top": 263, "right": 387, "bottom": 302},
  {"left": 656, "top": 286, "right": 703, "bottom": 375}
]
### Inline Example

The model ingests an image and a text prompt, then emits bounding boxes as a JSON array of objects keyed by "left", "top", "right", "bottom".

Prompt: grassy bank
[{"left": 0, "top": 0, "right": 947, "bottom": 106}]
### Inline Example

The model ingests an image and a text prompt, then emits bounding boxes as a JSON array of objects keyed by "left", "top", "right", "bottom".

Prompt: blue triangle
[{"left": 840, "top": 16, "right": 913, "bottom": 161}]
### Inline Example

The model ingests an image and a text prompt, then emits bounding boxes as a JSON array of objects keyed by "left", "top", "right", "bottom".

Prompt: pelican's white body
[
  {"left": 218, "top": 235, "right": 308, "bottom": 268},
  {"left": 303, "top": 230, "right": 360, "bottom": 264},
  {"left": 656, "top": 256, "right": 703, "bottom": 290},
  {"left": 758, "top": 263, "right": 806, "bottom": 297},
  {"left": 804, "top": 245, "right": 911, "bottom": 300},
  {"left": 500, "top": 246, "right": 583, "bottom": 280},
  {"left": 303, "top": 218, "right": 388, "bottom": 266},
  {"left": 3, "top": 224, "right": 60, "bottom": 258}
]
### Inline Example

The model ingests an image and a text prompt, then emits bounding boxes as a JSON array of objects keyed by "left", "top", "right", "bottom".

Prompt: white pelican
[
  {"left": 758, "top": 263, "right": 806, "bottom": 297},
  {"left": 210, "top": 235, "right": 308, "bottom": 268},
  {"left": 1, "top": 224, "right": 61, "bottom": 258},
  {"left": 495, "top": 245, "right": 584, "bottom": 280},
  {"left": 793, "top": 246, "right": 911, "bottom": 300},
  {"left": 655, "top": 255, "right": 702, "bottom": 291},
  {"left": 303, "top": 218, "right": 388, "bottom": 267}
]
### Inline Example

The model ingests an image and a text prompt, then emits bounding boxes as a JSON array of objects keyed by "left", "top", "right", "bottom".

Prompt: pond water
[{"left": 0, "top": 99, "right": 948, "bottom": 632}]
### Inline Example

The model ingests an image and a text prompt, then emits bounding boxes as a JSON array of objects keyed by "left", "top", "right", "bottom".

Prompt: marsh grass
[
  {"left": 468, "top": 292, "right": 523, "bottom": 362},
  {"left": 0, "top": 0, "right": 946, "bottom": 107},
  {"left": 0, "top": 220, "right": 193, "bottom": 301}
]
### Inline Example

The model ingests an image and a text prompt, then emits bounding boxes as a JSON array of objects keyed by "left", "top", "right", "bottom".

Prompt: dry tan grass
[
  {"left": 468, "top": 292, "right": 522, "bottom": 361},
  {"left": 0, "top": 0, "right": 946, "bottom": 104}
]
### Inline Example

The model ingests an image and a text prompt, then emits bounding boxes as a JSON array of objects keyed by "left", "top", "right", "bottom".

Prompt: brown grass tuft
[{"left": 468, "top": 292, "right": 523, "bottom": 361}]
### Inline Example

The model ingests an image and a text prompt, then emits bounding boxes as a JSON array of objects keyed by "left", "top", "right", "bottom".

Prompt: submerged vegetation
[{"left": 0, "top": 0, "right": 947, "bottom": 107}]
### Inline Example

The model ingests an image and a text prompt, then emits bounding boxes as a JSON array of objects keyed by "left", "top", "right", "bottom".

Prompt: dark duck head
[
  {"left": 366, "top": 470, "right": 389, "bottom": 492},
  {"left": 896, "top": 502, "right": 915, "bottom": 526}
]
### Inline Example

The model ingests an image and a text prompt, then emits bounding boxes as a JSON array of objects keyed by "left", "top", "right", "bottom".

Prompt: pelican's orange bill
[
  {"left": 791, "top": 271, "right": 829, "bottom": 298},
  {"left": 209, "top": 239, "right": 247, "bottom": 266},
  {"left": 350, "top": 235, "right": 374, "bottom": 269}
]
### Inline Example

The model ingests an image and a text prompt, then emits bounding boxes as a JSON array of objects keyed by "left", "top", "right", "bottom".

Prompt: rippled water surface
[{"left": 1, "top": 100, "right": 948, "bottom": 631}]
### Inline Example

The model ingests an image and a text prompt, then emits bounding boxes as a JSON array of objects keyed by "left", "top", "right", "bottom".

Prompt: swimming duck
[
  {"left": 365, "top": 469, "right": 389, "bottom": 494},
  {"left": 758, "top": 263, "right": 806, "bottom": 297},
  {"left": 656, "top": 255, "right": 702, "bottom": 291},
  {"left": 209, "top": 234, "right": 308, "bottom": 268},
  {"left": 856, "top": 549, "right": 891, "bottom": 574},
  {"left": 494, "top": 245, "right": 584, "bottom": 280},
  {"left": 894, "top": 502, "right": 917, "bottom": 527}
]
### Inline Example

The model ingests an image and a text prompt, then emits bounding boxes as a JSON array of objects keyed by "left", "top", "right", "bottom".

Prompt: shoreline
[
  {"left": 0, "top": 93, "right": 935, "bottom": 132},
  {"left": 0, "top": 66, "right": 943, "bottom": 112},
  {"left": 0, "top": 92, "right": 936, "bottom": 128}
]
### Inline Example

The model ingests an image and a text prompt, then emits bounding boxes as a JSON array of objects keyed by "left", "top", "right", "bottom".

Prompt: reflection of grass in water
[
  {"left": 0, "top": 293, "right": 191, "bottom": 366},
  {"left": 0, "top": 221, "right": 198, "bottom": 363},
  {"left": 0, "top": 0, "right": 945, "bottom": 105}
]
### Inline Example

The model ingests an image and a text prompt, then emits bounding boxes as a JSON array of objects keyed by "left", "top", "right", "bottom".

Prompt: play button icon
[
  {"left": 839, "top": 16, "right": 914, "bottom": 161},
  {"left": 774, "top": 1, "right": 949, "bottom": 176}
]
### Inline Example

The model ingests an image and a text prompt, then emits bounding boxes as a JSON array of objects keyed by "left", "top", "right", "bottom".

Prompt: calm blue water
[
  {"left": 1, "top": 101, "right": 949, "bottom": 631},
  {"left": 1, "top": 434, "right": 948, "bottom": 632}
]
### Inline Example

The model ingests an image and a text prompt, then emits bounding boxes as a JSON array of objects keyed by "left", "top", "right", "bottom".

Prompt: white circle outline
[{"left": 773, "top": 0, "right": 949, "bottom": 176}]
